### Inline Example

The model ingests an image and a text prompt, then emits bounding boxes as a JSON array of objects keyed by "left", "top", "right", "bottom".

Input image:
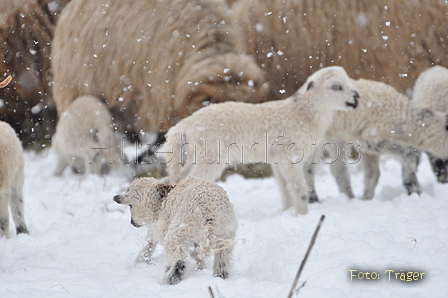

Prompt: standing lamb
[
  {"left": 0, "top": 121, "right": 28, "bottom": 238},
  {"left": 52, "top": 0, "right": 268, "bottom": 150},
  {"left": 305, "top": 78, "right": 448, "bottom": 202},
  {"left": 114, "top": 177, "right": 238, "bottom": 285},
  {"left": 231, "top": 0, "right": 448, "bottom": 101},
  {"left": 165, "top": 66, "right": 360, "bottom": 215},
  {"left": 412, "top": 65, "right": 448, "bottom": 183},
  {"left": 52, "top": 95, "right": 118, "bottom": 176}
]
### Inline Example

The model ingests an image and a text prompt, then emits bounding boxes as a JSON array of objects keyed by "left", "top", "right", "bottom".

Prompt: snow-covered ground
[{"left": 0, "top": 148, "right": 447, "bottom": 297}]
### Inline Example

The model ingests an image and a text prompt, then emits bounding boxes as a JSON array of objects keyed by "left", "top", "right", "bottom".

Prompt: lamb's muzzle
[{"left": 346, "top": 90, "right": 360, "bottom": 109}]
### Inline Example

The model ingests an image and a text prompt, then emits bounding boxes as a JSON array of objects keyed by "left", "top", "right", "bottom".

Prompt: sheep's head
[
  {"left": 175, "top": 53, "right": 269, "bottom": 116},
  {"left": 113, "top": 177, "right": 174, "bottom": 228},
  {"left": 301, "top": 66, "right": 359, "bottom": 111}
]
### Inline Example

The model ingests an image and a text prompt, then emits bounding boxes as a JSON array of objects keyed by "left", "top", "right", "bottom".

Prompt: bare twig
[
  {"left": 208, "top": 286, "right": 216, "bottom": 298},
  {"left": 287, "top": 214, "right": 326, "bottom": 298}
]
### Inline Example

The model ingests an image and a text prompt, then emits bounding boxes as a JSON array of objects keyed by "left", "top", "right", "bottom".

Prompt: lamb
[
  {"left": 305, "top": 78, "right": 448, "bottom": 202},
  {"left": 165, "top": 66, "right": 360, "bottom": 215},
  {"left": 231, "top": 0, "right": 448, "bottom": 101},
  {"left": 0, "top": 0, "right": 71, "bottom": 148},
  {"left": 113, "top": 177, "right": 238, "bottom": 285},
  {"left": 51, "top": 0, "right": 268, "bottom": 151},
  {"left": 52, "top": 95, "right": 119, "bottom": 176},
  {"left": 0, "top": 121, "right": 28, "bottom": 238},
  {"left": 411, "top": 65, "right": 448, "bottom": 183}
]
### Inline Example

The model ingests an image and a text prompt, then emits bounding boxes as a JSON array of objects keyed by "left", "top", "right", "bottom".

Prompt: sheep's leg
[
  {"left": 10, "top": 178, "right": 28, "bottom": 235},
  {"left": 427, "top": 152, "right": 448, "bottom": 183},
  {"left": 329, "top": 157, "right": 355, "bottom": 199},
  {"left": 0, "top": 192, "right": 11, "bottom": 238},
  {"left": 400, "top": 149, "right": 421, "bottom": 195},
  {"left": 187, "top": 162, "right": 226, "bottom": 183},
  {"left": 361, "top": 152, "right": 380, "bottom": 200},
  {"left": 271, "top": 164, "right": 294, "bottom": 211},
  {"left": 304, "top": 164, "right": 319, "bottom": 203},
  {"left": 190, "top": 243, "right": 206, "bottom": 270},
  {"left": 213, "top": 246, "right": 233, "bottom": 279},
  {"left": 135, "top": 239, "right": 157, "bottom": 264}
]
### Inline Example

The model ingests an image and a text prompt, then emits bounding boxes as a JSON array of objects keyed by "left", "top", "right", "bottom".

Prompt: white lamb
[
  {"left": 165, "top": 66, "right": 360, "bottom": 215},
  {"left": 52, "top": 95, "right": 118, "bottom": 176},
  {"left": 412, "top": 65, "right": 448, "bottom": 183},
  {"left": 0, "top": 120, "right": 28, "bottom": 238},
  {"left": 305, "top": 78, "right": 448, "bottom": 202},
  {"left": 113, "top": 177, "right": 237, "bottom": 285}
]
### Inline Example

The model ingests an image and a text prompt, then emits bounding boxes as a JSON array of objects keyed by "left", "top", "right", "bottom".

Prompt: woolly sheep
[
  {"left": 412, "top": 65, "right": 448, "bottom": 183},
  {"left": 305, "top": 78, "right": 448, "bottom": 202},
  {"left": 0, "top": 121, "right": 28, "bottom": 238},
  {"left": 231, "top": 0, "right": 448, "bottom": 101},
  {"left": 51, "top": 0, "right": 268, "bottom": 146},
  {"left": 52, "top": 95, "right": 118, "bottom": 176},
  {"left": 165, "top": 66, "right": 360, "bottom": 215},
  {"left": 0, "top": 0, "right": 70, "bottom": 148},
  {"left": 114, "top": 177, "right": 237, "bottom": 285}
]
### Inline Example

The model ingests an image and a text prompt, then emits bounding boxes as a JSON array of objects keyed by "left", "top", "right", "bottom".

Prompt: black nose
[{"left": 113, "top": 195, "right": 122, "bottom": 203}]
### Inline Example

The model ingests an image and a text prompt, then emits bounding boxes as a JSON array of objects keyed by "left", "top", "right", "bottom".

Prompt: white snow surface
[{"left": 1, "top": 149, "right": 447, "bottom": 297}]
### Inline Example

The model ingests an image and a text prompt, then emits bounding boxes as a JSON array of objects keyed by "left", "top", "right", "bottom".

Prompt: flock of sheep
[{"left": 1, "top": 0, "right": 448, "bottom": 286}]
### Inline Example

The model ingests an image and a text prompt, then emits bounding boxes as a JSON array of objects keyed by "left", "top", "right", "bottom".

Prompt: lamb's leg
[
  {"left": 162, "top": 237, "right": 187, "bottom": 285},
  {"left": 53, "top": 155, "right": 68, "bottom": 176},
  {"left": 400, "top": 148, "right": 421, "bottom": 195},
  {"left": 135, "top": 239, "right": 157, "bottom": 264},
  {"left": 329, "top": 157, "right": 355, "bottom": 199},
  {"left": 190, "top": 243, "right": 206, "bottom": 270},
  {"left": 0, "top": 192, "right": 11, "bottom": 238},
  {"left": 10, "top": 178, "right": 28, "bottom": 235},
  {"left": 304, "top": 164, "right": 319, "bottom": 203},
  {"left": 271, "top": 164, "right": 294, "bottom": 211},
  {"left": 427, "top": 152, "right": 448, "bottom": 184},
  {"left": 361, "top": 152, "right": 380, "bottom": 200},
  {"left": 275, "top": 164, "right": 309, "bottom": 215},
  {"left": 213, "top": 246, "right": 233, "bottom": 279}
]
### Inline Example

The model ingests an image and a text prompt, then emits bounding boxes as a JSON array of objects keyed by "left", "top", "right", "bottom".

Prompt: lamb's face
[
  {"left": 113, "top": 178, "right": 162, "bottom": 228},
  {"left": 304, "top": 66, "right": 359, "bottom": 111}
]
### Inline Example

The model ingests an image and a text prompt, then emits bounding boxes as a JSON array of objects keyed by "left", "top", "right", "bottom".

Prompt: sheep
[
  {"left": 0, "top": 0, "right": 71, "bottom": 149},
  {"left": 113, "top": 177, "right": 238, "bottom": 285},
  {"left": 165, "top": 66, "right": 360, "bottom": 215},
  {"left": 0, "top": 120, "right": 28, "bottom": 238},
  {"left": 231, "top": 0, "right": 448, "bottom": 101},
  {"left": 51, "top": 0, "right": 269, "bottom": 155},
  {"left": 412, "top": 65, "right": 448, "bottom": 183},
  {"left": 51, "top": 95, "right": 119, "bottom": 176},
  {"left": 305, "top": 78, "right": 448, "bottom": 202}
]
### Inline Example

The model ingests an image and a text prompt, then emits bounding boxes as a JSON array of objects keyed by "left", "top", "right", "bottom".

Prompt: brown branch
[{"left": 287, "top": 214, "right": 326, "bottom": 298}]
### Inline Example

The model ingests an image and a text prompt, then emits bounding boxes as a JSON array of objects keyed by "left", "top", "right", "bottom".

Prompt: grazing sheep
[
  {"left": 306, "top": 78, "right": 448, "bottom": 202},
  {"left": 114, "top": 177, "right": 238, "bottom": 285},
  {"left": 52, "top": 95, "right": 118, "bottom": 176},
  {"left": 165, "top": 66, "right": 360, "bottom": 215},
  {"left": 412, "top": 65, "right": 448, "bottom": 183},
  {"left": 231, "top": 0, "right": 448, "bottom": 101},
  {"left": 52, "top": 0, "right": 268, "bottom": 147},
  {"left": 0, "top": 0, "right": 71, "bottom": 148},
  {"left": 0, "top": 121, "right": 28, "bottom": 238}
]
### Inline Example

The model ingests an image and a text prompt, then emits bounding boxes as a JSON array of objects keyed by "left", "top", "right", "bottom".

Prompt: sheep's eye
[{"left": 331, "top": 84, "right": 343, "bottom": 91}]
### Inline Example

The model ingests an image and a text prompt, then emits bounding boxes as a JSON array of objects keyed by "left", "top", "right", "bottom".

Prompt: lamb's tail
[{"left": 165, "top": 125, "right": 193, "bottom": 184}]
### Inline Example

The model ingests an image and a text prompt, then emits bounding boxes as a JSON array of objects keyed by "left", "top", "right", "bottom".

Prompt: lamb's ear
[
  {"left": 155, "top": 183, "right": 175, "bottom": 200},
  {"left": 306, "top": 81, "right": 314, "bottom": 91},
  {"left": 113, "top": 194, "right": 128, "bottom": 205}
]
